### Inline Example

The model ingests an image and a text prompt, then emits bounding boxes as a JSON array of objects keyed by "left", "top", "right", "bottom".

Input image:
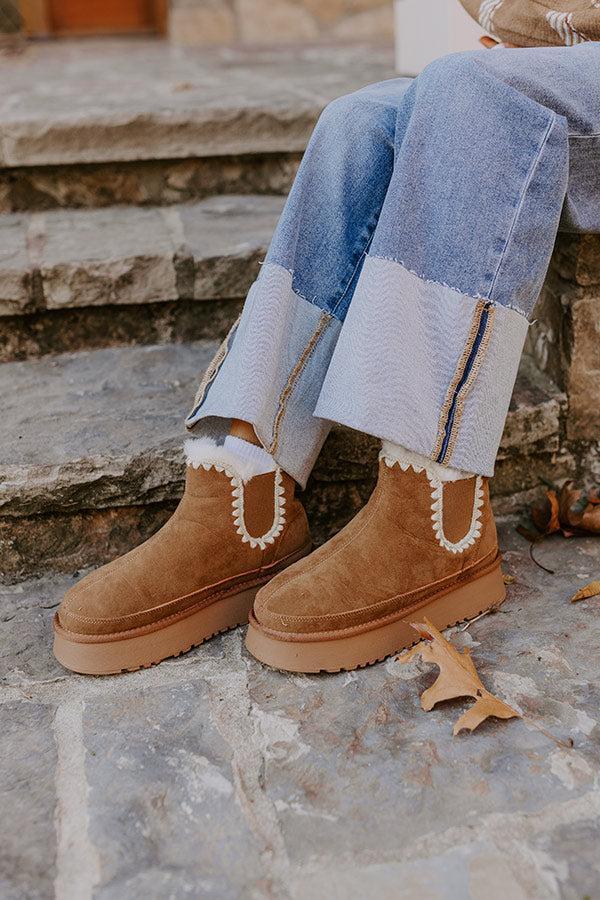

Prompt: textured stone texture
[
  {"left": 0, "top": 340, "right": 569, "bottom": 578},
  {"left": 0, "top": 296, "right": 243, "bottom": 363},
  {"left": 566, "top": 293, "right": 600, "bottom": 442},
  {"left": 1, "top": 527, "right": 599, "bottom": 898},
  {"left": 0, "top": 41, "right": 394, "bottom": 168},
  {"left": 0, "top": 504, "right": 176, "bottom": 583},
  {"left": 553, "top": 234, "right": 600, "bottom": 287},
  {"left": 528, "top": 235, "right": 600, "bottom": 448},
  {"left": 0, "top": 195, "right": 284, "bottom": 314},
  {"left": 169, "top": 0, "right": 394, "bottom": 46},
  {"left": 169, "top": 0, "right": 237, "bottom": 46},
  {"left": 0, "top": 213, "right": 32, "bottom": 314},
  {"left": 0, "top": 702, "right": 57, "bottom": 899},
  {"left": 0, "top": 154, "right": 301, "bottom": 215}
]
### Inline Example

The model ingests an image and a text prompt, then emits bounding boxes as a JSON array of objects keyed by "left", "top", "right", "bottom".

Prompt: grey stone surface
[
  {"left": 39, "top": 206, "right": 179, "bottom": 310},
  {"left": 0, "top": 340, "right": 218, "bottom": 518},
  {"left": 0, "top": 701, "right": 57, "bottom": 899},
  {"left": 0, "top": 526, "right": 599, "bottom": 898},
  {"left": 0, "top": 213, "right": 31, "bottom": 314},
  {"left": 0, "top": 195, "right": 284, "bottom": 314},
  {"left": 84, "top": 681, "right": 266, "bottom": 897},
  {"left": 0, "top": 295, "right": 243, "bottom": 363},
  {"left": 178, "top": 195, "right": 284, "bottom": 300},
  {"left": 497, "top": 355, "right": 564, "bottom": 457},
  {"left": 0, "top": 40, "right": 394, "bottom": 168}
]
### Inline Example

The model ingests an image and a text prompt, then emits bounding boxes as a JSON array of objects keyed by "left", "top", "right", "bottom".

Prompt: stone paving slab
[
  {"left": 0, "top": 194, "right": 285, "bottom": 314},
  {"left": 1, "top": 527, "right": 599, "bottom": 898},
  {"left": 0, "top": 41, "right": 394, "bottom": 168},
  {"left": 0, "top": 701, "right": 58, "bottom": 899}
]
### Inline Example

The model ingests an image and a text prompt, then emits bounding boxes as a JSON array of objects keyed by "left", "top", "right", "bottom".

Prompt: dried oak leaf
[
  {"left": 558, "top": 482, "right": 600, "bottom": 535},
  {"left": 570, "top": 581, "right": 600, "bottom": 603},
  {"left": 400, "top": 618, "right": 520, "bottom": 735}
]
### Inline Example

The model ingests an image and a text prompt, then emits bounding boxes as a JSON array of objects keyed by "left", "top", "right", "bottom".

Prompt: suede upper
[
  {"left": 253, "top": 459, "right": 498, "bottom": 636},
  {"left": 57, "top": 464, "right": 310, "bottom": 637}
]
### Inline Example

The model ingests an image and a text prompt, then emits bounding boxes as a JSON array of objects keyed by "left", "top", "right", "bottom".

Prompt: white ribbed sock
[
  {"left": 223, "top": 435, "right": 276, "bottom": 478},
  {"left": 380, "top": 441, "right": 473, "bottom": 482}
]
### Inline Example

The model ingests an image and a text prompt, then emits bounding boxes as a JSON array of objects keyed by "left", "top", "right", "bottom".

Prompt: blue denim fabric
[
  {"left": 188, "top": 44, "right": 600, "bottom": 486},
  {"left": 268, "top": 44, "right": 599, "bottom": 319}
]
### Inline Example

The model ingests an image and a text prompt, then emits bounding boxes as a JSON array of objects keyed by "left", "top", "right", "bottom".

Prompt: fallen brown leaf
[
  {"left": 400, "top": 618, "right": 520, "bottom": 735},
  {"left": 570, "top": 581, "right": 600, "bottom": 603},
  {"left": 532, "top": 489, "right": 561, "bottom": 535},
  {"left": 559, "top": 482, "right": 600, "bottom": 534},
  {"left": 527, "top": 481, "right": 600, "bottom": 540}
]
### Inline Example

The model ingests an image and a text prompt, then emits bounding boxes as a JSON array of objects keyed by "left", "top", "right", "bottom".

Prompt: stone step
[
  {"left": 1, "top": 340, "right": 566, "bottom": 581},
  {"left": 0, "top": 194, "right": 283, "bottom": 360},
  {"left": 0, "top": 41, "right": 394, "bottom": 213}
]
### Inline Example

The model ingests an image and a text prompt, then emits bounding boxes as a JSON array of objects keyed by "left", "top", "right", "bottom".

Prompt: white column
[{"left": 394, "top": 0, "right": 484, "bottom": 75}]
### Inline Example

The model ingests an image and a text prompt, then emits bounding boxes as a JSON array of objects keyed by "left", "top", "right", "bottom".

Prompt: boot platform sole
[
  {"left": 53, "top": 543, "right": 311, "bottom": 675},
  {"left": 245, "top": 558, "right": 506, "bottom": 674}
]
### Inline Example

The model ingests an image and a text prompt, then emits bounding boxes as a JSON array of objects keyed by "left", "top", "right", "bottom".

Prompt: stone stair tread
[
  {"left": 0, "top": 194, "right": 285, "bottom": 315},
  {"left": 1, "top": 340, "right": 563, "bottom": 521},
  {"left": 0, "top": 41, "right": 394, "bottom": 168},
  {"left": 2, "top": 340, "right": 218, "bottom": 518}
]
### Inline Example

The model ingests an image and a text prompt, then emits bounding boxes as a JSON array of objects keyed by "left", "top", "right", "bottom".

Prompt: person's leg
[
  {"left": 247, "top": 43, "right": 600, "bottom": 672},
  {"left": 185, "top": 78, "right": 413, "bottom": 486},
  {"left": 53, "top": 80, "right": 412, "bottom": 674}
]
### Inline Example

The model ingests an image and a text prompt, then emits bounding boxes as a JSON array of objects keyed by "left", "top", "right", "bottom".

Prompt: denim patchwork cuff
[
  {"left": 185, "top": 263, "right": 341, "bottom": 489},
  {"left": 314, "top": 255, "right": 529, "bottom": 476}
]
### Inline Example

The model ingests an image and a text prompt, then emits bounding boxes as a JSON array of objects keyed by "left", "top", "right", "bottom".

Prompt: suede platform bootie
[
  {"left": 246, "top": 443, "right": 505, "bottom": 673},
  {"left": 53, "top": 438, "right": 311, "bottom": 674}
]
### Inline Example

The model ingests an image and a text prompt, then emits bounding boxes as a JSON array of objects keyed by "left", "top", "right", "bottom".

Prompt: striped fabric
[{"left": 459, "top": 0, "right": 600, "bottom": 46}]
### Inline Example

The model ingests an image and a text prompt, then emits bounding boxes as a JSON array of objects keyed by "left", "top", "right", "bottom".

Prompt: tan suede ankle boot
[
  {"left": 53, "top": 439, "right": 311, "bottom": 674},
  {"left": 246, "top": 445, "right": 505, "bottom": 673}
]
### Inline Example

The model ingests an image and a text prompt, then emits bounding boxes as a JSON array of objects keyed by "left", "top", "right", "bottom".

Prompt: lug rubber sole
[
  {"left": 245, "top": 560, "right": 506, "bottom": 674},
  {"left": 53, "top": 543, "right": 311, "bottom": 675}
]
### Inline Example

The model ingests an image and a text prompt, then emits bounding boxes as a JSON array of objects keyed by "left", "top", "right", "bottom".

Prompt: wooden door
[{"left": 21, "top": 0, "right": 167, "bottom": 37}]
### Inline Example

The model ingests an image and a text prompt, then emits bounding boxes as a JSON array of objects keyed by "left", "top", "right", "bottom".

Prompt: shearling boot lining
[
  {"left": 379, "top": 441, "right": 471, "bottom": 482},
  {"left": 184, "top": 437, "right": 286, "bottom": 550},
  {"left": 184, "top": 436, "right": 259, "bottom": 483}
]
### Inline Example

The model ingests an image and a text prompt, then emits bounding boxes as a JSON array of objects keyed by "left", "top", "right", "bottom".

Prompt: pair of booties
[{"left": 54, "top": 440, "right": 505, "bottom": 675}]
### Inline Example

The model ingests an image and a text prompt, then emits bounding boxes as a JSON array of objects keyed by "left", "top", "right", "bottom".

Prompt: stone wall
[
  {"left": 168, "top": 0, "right": 394, "bottom": 46},
  {"left": 527, "top": 234, "right": 600, "bottom": 485}
]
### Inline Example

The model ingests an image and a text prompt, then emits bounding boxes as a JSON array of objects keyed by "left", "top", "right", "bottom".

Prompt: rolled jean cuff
[
  {"left": 185, "top": 263, "right": 341, "bottom": 488},
  {"left": 314, "top": 255, "right": 530, "bottom": 476}
]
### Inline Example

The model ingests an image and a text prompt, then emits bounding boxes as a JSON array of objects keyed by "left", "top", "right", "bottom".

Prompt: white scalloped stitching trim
[
  {"left": 380, "top": 444, "right": 484, "bottom": 555},
  {"left": 430, "top": 476, "right": 484, "bottom": 554},
  {"left": 379, "top": 441, "right": 469, "bottom": 483},
  {"left": 232, "top": 466, "right": 286, "bottom": 550},
  {"left": 184, "top": 438, "right": 286, "bottom": 550}
]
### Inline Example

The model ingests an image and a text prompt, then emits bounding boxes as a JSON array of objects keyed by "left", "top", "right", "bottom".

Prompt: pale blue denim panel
[
  {"left": 186, "top": 264, "right": 341, "bottom": 487},
  {"left": 314, "top": 256, "right": 529, "bottom": 475}
]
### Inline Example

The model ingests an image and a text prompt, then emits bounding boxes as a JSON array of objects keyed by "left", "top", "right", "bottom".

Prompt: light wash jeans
[{"left": 187, "top": 44, "right": 600, "bottom": 488}]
